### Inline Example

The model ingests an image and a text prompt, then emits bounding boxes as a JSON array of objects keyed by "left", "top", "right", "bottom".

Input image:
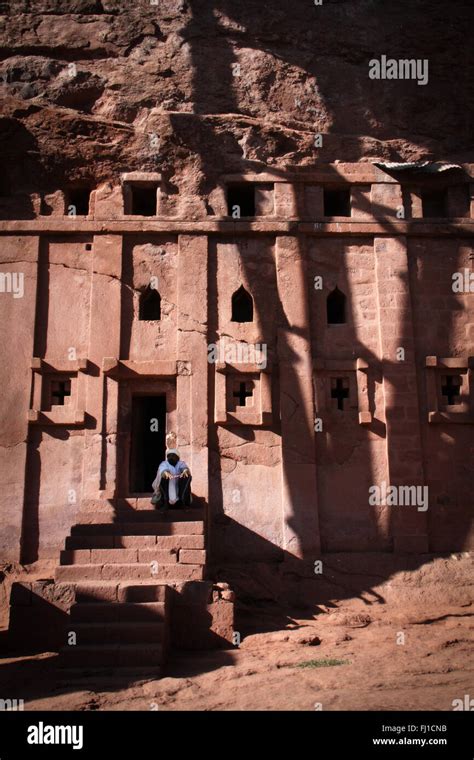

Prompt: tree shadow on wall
[
  {"left": 173, "top": 0, "right": 473, "bottom": 186},
  {"left": 172, "top": 1, "right": 474, "bottom": 631},
  {"left": 205, "top": 171, "right": 473, "bottom": 628}
]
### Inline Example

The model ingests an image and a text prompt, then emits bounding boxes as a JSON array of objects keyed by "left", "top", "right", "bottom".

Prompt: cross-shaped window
[
  {"left": 331, "top": 377, "right": 349, "bottom": 410},
  {"left": 233, "top": 381, "right": 253, "bottom": 407},
  {"left": 51, "top": 379, "right": 71, "bottom": 406},
  {"left": 441, "top": 375, "right": 462, "bottom": 406}
]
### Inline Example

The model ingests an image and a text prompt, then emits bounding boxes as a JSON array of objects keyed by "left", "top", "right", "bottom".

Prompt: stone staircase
[{"left": 56, "top": 506, "right": 206, "bottom": 676}]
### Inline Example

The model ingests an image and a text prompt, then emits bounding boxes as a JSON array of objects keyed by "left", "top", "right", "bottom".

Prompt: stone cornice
[{"left": 0, "top": 220, "right": 473, "bottom": 236}]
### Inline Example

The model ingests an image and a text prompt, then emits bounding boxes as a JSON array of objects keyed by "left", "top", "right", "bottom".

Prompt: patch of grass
[{"left": 295, "top": 658, "right": 350, "bottom": 669}]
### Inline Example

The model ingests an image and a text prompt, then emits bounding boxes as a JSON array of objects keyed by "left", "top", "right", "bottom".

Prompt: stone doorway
[
  {"left": 129, "top": 395, "right": 166, "bottom": 494},
  {"left": 117, "top": 378, "right": 177, "bottom": 498}
]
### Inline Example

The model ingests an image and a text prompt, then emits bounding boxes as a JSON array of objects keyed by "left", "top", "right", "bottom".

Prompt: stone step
[
  {"left": 66, "top": 534, "right": 205, "bottom": 551},
  {"left": 59, "top": 643, "right": 165, "bottom": 668},
  {"left": 76, "top": 508, "right": 205, "bottom": 524},
  {"left": 70, "top": 521, "right": 204, "bottom": 536},
  {"left": 71, "top": 601, "right": 167, "bottom": 623},
  {"left": 56, "top": 563, "right": 204, "bottom": 582},
  {"left": 71, "top": 582, "right": 169, "bottom": 604},
  {"left": 117, "top": 583, "right": 169, "bottom": 604},
  {"left": 69, "top": 622, "right": 166, "bottom": 644},
  {"left": 61, "top": 548, "right": 206, "bottom": 566},
  {"left": 60, "top": 549, "right": 178, "bottom": 565},
  {"left": 178, "top": 549, "right": 206, "bottom": 565}
]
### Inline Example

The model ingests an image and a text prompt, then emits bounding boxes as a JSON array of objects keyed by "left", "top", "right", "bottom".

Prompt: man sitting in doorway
[{"left": 151, "top": 449, "right": 192, "bottom": 509}]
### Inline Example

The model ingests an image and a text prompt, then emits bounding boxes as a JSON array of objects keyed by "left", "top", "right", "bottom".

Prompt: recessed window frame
[
  {"left": 421, "top": 188, "right": 448, "bottom": 219},
  {"left": 231, "top": 285, "right": 254, "bottom": 323},
  {"left": 227, "top": 183, "right": 257, "bottom": 218},
  {"left": 327, "top": 286, "right": 347, "bottom": 325},
  {"left": 323, "top": 187, "right": 351, "bottom": 217},
  {"left": 66, "top": 187, "right": 92, "bottom": 217},
  {"left": 425, "top": 356, "right": 473, "bottom": 423},
  {"left": 139, "top": 286, "right": 162, "bottom": 321},
  {"left": 122, "top": 173, "right": 162, "bottom": 217}
]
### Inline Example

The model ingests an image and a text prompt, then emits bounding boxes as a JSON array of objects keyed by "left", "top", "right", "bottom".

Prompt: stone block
[{"left": 179, "top": 549, "right": 206, "bottom": 565}]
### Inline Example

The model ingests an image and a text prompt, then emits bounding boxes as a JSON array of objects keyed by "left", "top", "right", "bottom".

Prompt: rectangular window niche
[
  {"left": 121, "top": 172, "right": 161, "bottom": 217},
  {"left": 28, "top": 358, "right": 88, "bottom": 426},
  {"left": 214, "top": 362, "right": 272, "bottom": 426},
  {"left": 425, "top": 356, "right": 474, "bottom": 423},
  {"left": 313, "top": 358, "right": 372, "bottom": 425}
]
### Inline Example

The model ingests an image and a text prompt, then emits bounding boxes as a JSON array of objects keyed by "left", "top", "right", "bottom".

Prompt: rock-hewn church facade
[
  {"left": 1, "top": 1, "right": 473, "bottom": 663},
  {"left": 1, "top": 164, "right": 473, "bottom": 572}
]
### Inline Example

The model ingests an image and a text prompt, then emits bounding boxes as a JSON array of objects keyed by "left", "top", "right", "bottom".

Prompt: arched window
[
  {"left": 139, "top": 287, "right": 161, "bottom": 321},
  {"left": 327, "top": 287, "right": 346, "bottom": 324},
  {"left": 231, "top": 285, "right": 253, "bottom": 323}
]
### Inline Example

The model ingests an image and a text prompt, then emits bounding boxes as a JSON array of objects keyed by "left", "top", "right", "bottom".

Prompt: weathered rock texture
[{"left": 1, "top": 0, "right": 473, "bottom": 210}]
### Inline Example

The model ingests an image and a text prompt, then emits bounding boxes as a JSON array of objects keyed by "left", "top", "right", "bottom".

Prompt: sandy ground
[{"left": 0, "top": 556, "right": 473, "bottom": 711}]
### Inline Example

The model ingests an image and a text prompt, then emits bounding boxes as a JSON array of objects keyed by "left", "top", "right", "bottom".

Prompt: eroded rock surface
[{"left": 1, "top": 0, "right": 472, "bottom": 201}]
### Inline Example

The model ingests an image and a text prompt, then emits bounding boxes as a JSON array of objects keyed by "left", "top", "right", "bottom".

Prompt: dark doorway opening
[{"left": 129, "top": 395, "right": 166, "bottom": 493}]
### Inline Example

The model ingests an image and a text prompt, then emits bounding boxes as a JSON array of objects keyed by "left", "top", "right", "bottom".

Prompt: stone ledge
[
  {"left": 0, "top": 220, "right": 473, "bottom": 235},
  {"left": 102, "top": 358, "right": 178, "bottom": 377},
  {"left": 425, "top": 356, "right": 471, "bottom": 368},
  {"left": 121, "top": 171, "right": 162, "bottom": 184},
  {"left": 428, "top": 411, "right": 474, "bottom": 424},
  {"left": 27, "top": 409, "right": 85, "bottom": 426}
]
